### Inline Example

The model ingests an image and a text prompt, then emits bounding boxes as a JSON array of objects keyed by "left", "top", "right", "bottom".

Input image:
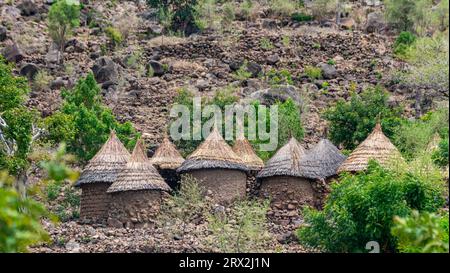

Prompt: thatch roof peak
[
  {"left": 232, "top": 137, "right": 264, "bottom": 171},
  {"left": 75, "top": 130, "right": 130, "bottom": 186},
  {"left": 177, "top": 127, "right": 248, "bottom": 173},
  {"left": 300, "top": 139, "right": 347, "bottom": 179},
  {"left": 107, "top": 139, "right": 170, "bottom": 193},
  {"left": 338, "top": 123, "right": 404, "bottom": 173},
  {"left": 257, "top": 137, "right": 306, "bottom": 178},
  {"left": 150, "top": 136, "right": 185, "bottom": 170}
]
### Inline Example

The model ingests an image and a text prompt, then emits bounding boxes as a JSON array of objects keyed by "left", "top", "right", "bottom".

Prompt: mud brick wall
[
  {"left": 260, "top": 176, "right": 315, "bottom": 225},
  {"left": 107, "top": 190, "right": 166, "bottom": 229},
  {"left": 187, "top": 169, "right": 247, "bottom": 205},
  {"left": 80, "top": 183, "right": 112, "bottom": 222}
]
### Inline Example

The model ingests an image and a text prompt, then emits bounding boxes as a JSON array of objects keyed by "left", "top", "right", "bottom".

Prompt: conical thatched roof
[
  {"left": 338, "top": 123, "right": 404, "bottom": 173},
  {"left": 150, "top": 136, "right": 185, "bottom": 170},
  {"left": 75, "top": 131, "right": 130, "bottom": 187},
  {"left": 177, "top": 127, "right": 248, "bottom": 173},
  {"left": 300, "top": 139, "right": 347, "bottom": 179},
  {"left": 257, "top": 137, "right": 306, "bottom": 178},
  {"left": 232, "top": 137, "right": 264, "bottom": 171},
  {"left": 107, "top": 139, "right": 170, "bottom": 193}
]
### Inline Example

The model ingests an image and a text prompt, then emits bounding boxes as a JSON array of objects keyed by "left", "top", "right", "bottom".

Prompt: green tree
[
  {"left": 297, "top": 161, "right": 445, "bottom": 253},
  {"left": 46, "top": 73, "right": 138, "bottom": 162},
  {"left": 48, "top": 0, "right": 80, "bottom": 60},
  {"left": 147, "top": 0, "right": 198, "bottom": 34},
  {"left": 323, "top": 86, "right": 403, "bottom": 150}
]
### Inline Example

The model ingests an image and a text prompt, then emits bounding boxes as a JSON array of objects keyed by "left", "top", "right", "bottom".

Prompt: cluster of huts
[{"left": 75, "top": 123, "right": 404, "bottom": 228}]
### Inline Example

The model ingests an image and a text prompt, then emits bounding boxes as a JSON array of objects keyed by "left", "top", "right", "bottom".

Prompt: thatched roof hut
[
  {"left": 75, "top": 131, "right": 130, "bottom": 187},
  {"left": 150, "top": 136, "right": 185, "bottom": 170},
  {"left": 300, "top": 139, "right": 347, "bottom": 179},
  {"left": 257, "top": 137, "right": 306, "bottom": 179},
  {"left": 177, "top": 127, "right": 248, "bottom": 173},
  {"left": 232, "top": 137, "right": 264, "bottom": 171},
  {"left": 107, "top": 139, "right": 171, "bottom": 193},
  {"left": 338, "top": 123, "right": 404, "bottom": 173}
]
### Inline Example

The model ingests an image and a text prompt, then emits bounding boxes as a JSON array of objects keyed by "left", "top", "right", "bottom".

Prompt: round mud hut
[
  {"left": 177, "top": 127, "right": 249, "bottom": 204},
  {"left": 150, "top": 136, "right": 185, "bottom": 190},
  {"left": 232, "top": 136, "right": 264, "bottom": 196},
  {"left": 257, "top": 137, "right": 315, "bottom": 212},
  {"left": 299, "top": 139, "right": 347, "bottom": 208},
  {"left": 75, "top": 131, "right": 130, "bottom": 222},
  {"left": 107, "top": 139, "right": 171, "bottom": 228},
  {"left": 338, "top": 123, "right": 404, "bottom": 173}
]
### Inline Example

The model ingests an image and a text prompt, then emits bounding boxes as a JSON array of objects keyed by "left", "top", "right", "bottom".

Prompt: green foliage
[
  {"left": 221, "top": 2, "right": 235, "bottom": 29},
  {"left": 393, "top": 107, "right": 449, "bottom": 160},
  {"left": 297, "top": 161, "right": 445, "bottom": 253},
  {"left": 158, "top": 175, "right": 211, "bottom": 236},
  {"left": 269, "top": 0, "right": 297, "bottom": 17},
  {"left": 260, "top": 37, "right": 274, "bottom": 50},
  {"left": 304, "top": 66, "right": 322, "bottom": 80},
  {"left": 147, "top": 0, "right": 198, "bottom": 34},
  {"left": 291, "top": 12, "right": 313, "bottom": 22},
  {"left": 46, "top": 73, "right": 138, "bottom": 162},
  {"left": 0, "top": 57, "right": 35, "bottom": 175},
  {"left": 105, "top": 26, "right": 123, "bottom": 48},
  {"left": 206, "top": 199, "right": 272, "bottom": 253},
  {"left": 194, "top": 0, "right": 220, "bottom": 31},
  {"left": 48, "top": 0, "right": 80, "bottom": 53},
  {"left": 233, "top": 61, "right": 253, "bottom": 81},
  {"left": 0, "top": 172, "right": 50, "bottom": 253},
  {"left": 324, "top": 86, "right": 403, "bottom": 150},
  {"left": 392, "top": 211, "right": 449, "bottom": 253},
  {"left": 432, "top": 137, "right": 449, "bottom": 167},
  {"left": 266, "top": 69, "right": 294, "bottom": 86},
  {"left": 384, "top": 0, "right": 418, "bottom": 32},
  {"left": 393, "top": 31, "right": 416, "bottom": 57}
]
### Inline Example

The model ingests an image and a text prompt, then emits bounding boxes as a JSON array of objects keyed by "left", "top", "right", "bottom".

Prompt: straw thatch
[
  {"left": 177, "top": 127, "right": 248, "bottom": 173},
  {"left": 300, "top": 139, "right": 347, "bottom": 179},
  {"left": 232, "top": 137, "right": 264, "bottom": 171},
  {"left": 338, "top": 123, "right": 404, "bottom": 173},
  {"left": 150, "top": 136, "right": 185, "bottom": 170},
  {"left": 107, "top": 139, "right": 171, "bottom": 193},
  {"left": 75, "top": 131, "right": 130, "bottom": 187},
  {"left": 257, "top": 137, "right": 306, "bottom": 178}
]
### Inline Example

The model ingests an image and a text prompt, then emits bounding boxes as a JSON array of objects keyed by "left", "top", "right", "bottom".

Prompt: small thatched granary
[
  {"left": 300, "top": 139, "right": 347, "bottom": 180},
  {"left": 107, "top": 139, "right": 170, "bottom": 228},
  {"left": 232, "top": 136, "right": 264, "bottom": 196},
  {"left": 150, "top": 136, "right": 185, "bottom": 189},
  {"left": 338, "top": 123, "right": 404, "bottom": 173},
  {"left": 75, "top": 131, "right": 130, "bottom": 222},
  {"left": 257, "top": 137, "right": 314, "bottom": 211},
  {"left": 177, "top": 127, "right": 249, "bottom": 204}
]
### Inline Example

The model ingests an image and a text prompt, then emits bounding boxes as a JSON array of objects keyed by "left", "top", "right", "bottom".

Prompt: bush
[
  {"left": 48, "top": 0, "right": 80, "bottom": 56},
  {"left": 432, "top": 137, "right": 449, "bottom": 167},
  {"left": 310, "top": 0, "right": 335, "bottom": 22},
  {"left": 205, "top": 199, "right": 273, "bottom": 253},
  {"left": 147, "top": 0, "right": 199, "bottom": 34},
  {"left": 392, "top": 211, "right": 449, "bottom": 253},
  {"left": 324, "top": 86, "right": 403, "bottom": 150},
  {"left": 105, "top": 26, "right": 123, "bottom": 48},
  {"left": 291, "top": 12, "right": 313, "bottom": 22},
  {"left": 260, "top": 37, "right": 274, "bottom": 50},
  {"left": 384, "top": 0, "right": 417, "bottom": 32},
  {"left": 393, "top": 31, "right": 416, "bottom": 57},
  {"left": 266, "top": 69, "right": 294, "bottom": 86},
  {"left": 47, "top": 73, "right": 139, "bottom": 162},
  {"left": 393, "top": 107, "right": 449, "bottom": 160},
  {"left": 233, "top": 61, "right": 253, "bottom": 81},
  {"left": 269, "top": 0, "right": 297, "bottom": 17},
  {"left": 297, "top": 161, "right": 445, "bottom": 253},
  {"left": 304, "top": 66, "right": 322, "bottom": 80}
]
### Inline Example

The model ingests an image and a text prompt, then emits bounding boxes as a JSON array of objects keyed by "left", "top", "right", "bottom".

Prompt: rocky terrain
[{"left": 2, "top": 0, "right": 447, "bottom": 253}]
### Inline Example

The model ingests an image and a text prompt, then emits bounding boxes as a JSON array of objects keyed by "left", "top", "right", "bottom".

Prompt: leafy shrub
[
  {"left": 233, "top": 61, "right": 253, "bottom": 81},
  {"left": 392, "top": 211, "right": 449, "bottom": 253},
  {"left": 0, "top": 172, "right": 50, "bottom": 252},
  {"left": 304, "top": 66, "right": 322, "bottom": 80},
  {"left": 291, "top": 12, "right": 313, "bottom": 22},
  {"left": 158, "top": 175, "right": 211, "bottom": 236},
  {"left": 260, "top": 37, "right": 274, "bottom": 50},
  {"left": 324, "top": 86, "right": 403, "bottom": 150},
  {"left": 266, "top": 69, "right": 294, "bottom": 86},
  {"left": 205, "top": 199, "right": 273, "bottom": 252},
  {"left": 393, "top": 107, "right": 449, "bottom": 160},
  {"left": 105, "top": 26, "right": 123, "bottom": 48},
  {"left": 147, "top": 0, "right": 199, "bottom": 34},
  {"left": 269, "top": 0, "right": 297, "bottom": 17},
  {"left": 194, "top": 0, "right": 220, "bottom": 31},
  {"left": 46, "top": 73, "right": 139, "bottom": 162},
  {"left": 432, "top": 137, "right": 449, "bottom": 167},
  {"left": 32, "top": 71, "right": 53, "bottom": 92},
  {"left": 221, "top": 2, "right": 235, "bottom": 29},
  {"left": 393, "top": 31, "right": 416, "bottom": 57},
  {"left": 48, "top": 0, "right": 80, "bottom": 55},
  {"left": 297, "top": 161, "right": 445, "bottom": 253}
]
